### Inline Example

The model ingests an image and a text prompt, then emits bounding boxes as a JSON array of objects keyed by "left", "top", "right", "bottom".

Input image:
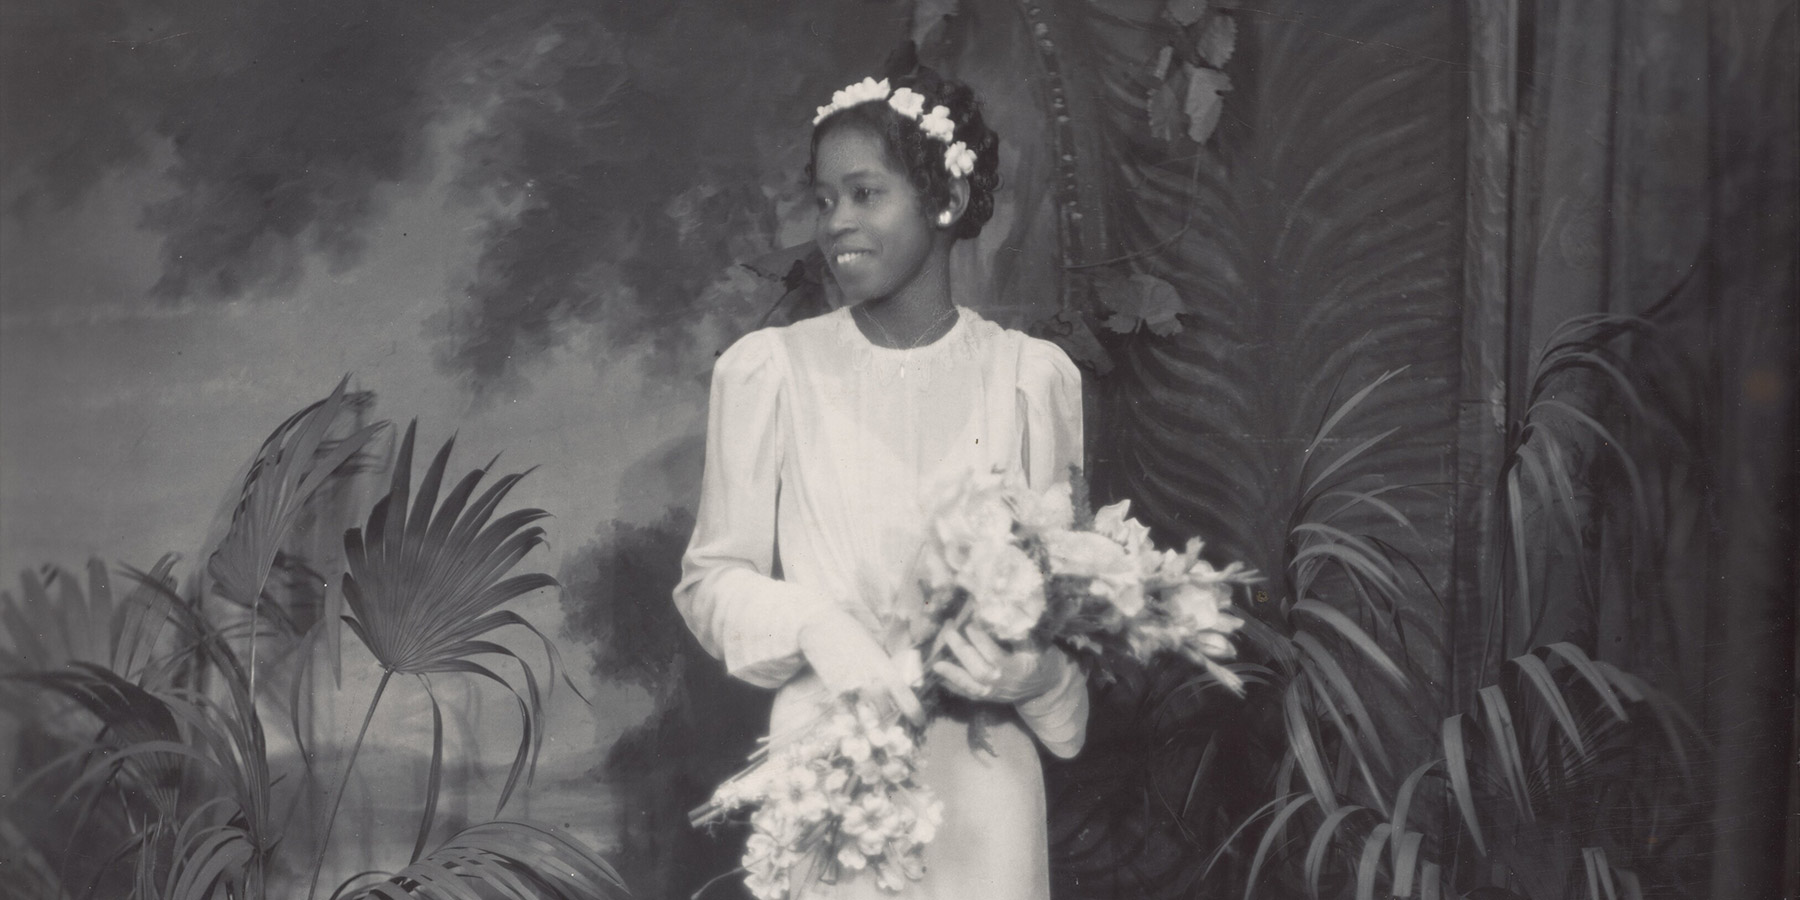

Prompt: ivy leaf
[
  {"left": 1196, "top": 13, "right": 1238, "bottom": 68},
  {"left": 742, "top": 242, "right": 814, "bottom": 283},
  {"left": 1099, "top": 273, "right": 1186, "bottom": 336},
  {"left": 1185, "top": 66, "right": 1232, "bottom": 144},
  {"left": 912, "top": 0, "right": 961, "bottom": 49},
  {"left": 1031, "top": 309, "right": 1114, "bottom": 375},
  {"left": 1148, "top": 78, "right": 1184, "bottom": 142},
  {"left": 1165, "top": 0, "right": 1209, "bottom": 27}
]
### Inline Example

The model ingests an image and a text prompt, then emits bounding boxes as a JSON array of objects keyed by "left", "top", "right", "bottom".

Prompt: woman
[{"left": 674, "top": 67, "right": 1088, "bottom": 899}]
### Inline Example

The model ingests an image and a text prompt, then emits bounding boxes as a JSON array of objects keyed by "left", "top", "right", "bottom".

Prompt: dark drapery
[{"left": 1460, "top": 0, "right": 1795, "bottom": 892}]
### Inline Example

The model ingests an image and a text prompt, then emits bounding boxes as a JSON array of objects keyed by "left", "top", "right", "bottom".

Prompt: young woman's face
[{"left": 811, "top": 125, "right": 938, "bottom": 306}]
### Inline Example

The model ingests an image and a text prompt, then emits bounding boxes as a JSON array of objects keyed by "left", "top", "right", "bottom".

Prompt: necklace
[
  {"left": 853, "top": 303, "right": 959, "bottom": 380},
  {"left": 855, "top": 303, "right": 959, "bottom": 350}
]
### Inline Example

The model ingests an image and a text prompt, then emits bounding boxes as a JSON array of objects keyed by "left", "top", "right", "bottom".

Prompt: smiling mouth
[{"left": 833, "top": 250, "right": 873, "bottom": 266}]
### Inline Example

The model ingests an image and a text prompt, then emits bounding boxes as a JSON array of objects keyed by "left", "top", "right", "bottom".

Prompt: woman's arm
[
  {"left": 1015, "top": 338, "right": 1090, "bottom": 758},
  {"left": 673, "top": 331, "right": 831, "bottom": 689},
  {"left": 673, "top": 331, "right": 923, "bottom": 719}
]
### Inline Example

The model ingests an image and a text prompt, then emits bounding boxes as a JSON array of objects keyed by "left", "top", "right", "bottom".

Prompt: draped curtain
[{"left": 1459, "top": 0, "right": 1796, "bottom": 892}]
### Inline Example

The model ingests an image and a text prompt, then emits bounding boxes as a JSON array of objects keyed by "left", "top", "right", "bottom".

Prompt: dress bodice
[{"left": 673, "top": 305, "right": 1087, "bottom": 899}]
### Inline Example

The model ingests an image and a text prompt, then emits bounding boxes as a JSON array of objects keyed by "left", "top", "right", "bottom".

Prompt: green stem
[
  {"left": 690, "top": 866, "right": 748, "bottom": 900},
  {"left": 307, "top": 667, "right": 392, "bottom": 900},
  {"left": 246, "top": 567, "right": 270, "bottom": 712}
]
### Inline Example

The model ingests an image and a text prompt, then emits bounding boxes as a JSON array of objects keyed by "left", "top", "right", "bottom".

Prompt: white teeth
[{"left": 835, "top": 251, "right": 869, "bottom": 265}]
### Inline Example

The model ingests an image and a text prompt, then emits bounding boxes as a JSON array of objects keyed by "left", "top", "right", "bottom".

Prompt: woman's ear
[{"left": 938, "top": 179, "right": 971, "bottom": 228}]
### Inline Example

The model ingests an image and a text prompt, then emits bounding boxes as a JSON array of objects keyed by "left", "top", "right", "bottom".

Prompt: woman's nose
[{"left": 824, "top": 203, "right": 855, "bottom": 237}]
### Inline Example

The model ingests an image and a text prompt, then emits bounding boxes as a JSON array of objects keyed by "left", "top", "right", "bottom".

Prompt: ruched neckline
[{"left": 834, "top": 304, "right": 972, "bottom": 354}]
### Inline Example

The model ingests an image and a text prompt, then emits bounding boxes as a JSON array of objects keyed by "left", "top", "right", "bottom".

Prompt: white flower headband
[{"left": 812, "top": 77, "right": 977, "bottom": 179}]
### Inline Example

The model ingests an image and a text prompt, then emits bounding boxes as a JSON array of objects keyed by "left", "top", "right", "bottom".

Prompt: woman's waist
[
  {"left": 780, "top": 563, "right": 927, "bottom": 649},
  {"left": 769, "top": 671, "right": 1038, "bottom": 766}
]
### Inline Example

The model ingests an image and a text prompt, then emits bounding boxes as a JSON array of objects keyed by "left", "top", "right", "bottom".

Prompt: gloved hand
[
  {"left": 933, "top": 624, "right": 1062, "bottom": 704},
  {"left": 799, "top": 607, "right": 926, "bottom": 724}
]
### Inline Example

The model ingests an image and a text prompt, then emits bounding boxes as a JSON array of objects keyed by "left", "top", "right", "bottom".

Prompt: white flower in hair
[
  {"left": 944, "top": 141, "right": 977, "bottom": 178},
  {"left": 813, "top": 76, "right": 893, "bottom": 124},
  {"left": 845, "top": 77, "right": 891, "bottom": 105},
  {"left": 888, "top": 87, "right": 926, "bottom": 119},
  {"left": 919, "top": 105, "right": 957, "bottom": 142}
]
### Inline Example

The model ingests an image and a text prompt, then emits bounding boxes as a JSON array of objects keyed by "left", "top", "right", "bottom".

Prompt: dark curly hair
[{"left": 807, "top": 67, "right": 1002, "bottom": 242}]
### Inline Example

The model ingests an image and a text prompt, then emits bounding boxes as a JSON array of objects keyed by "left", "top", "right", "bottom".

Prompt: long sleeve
[
  {"left": 673, "top": 330, "right": 833, "bottom": 690},
  {"left": 1017, "top": 338, "right": 1085, "bottom": 496},
  {"left": 1014, "top": 338, "right": 1090, "bottom": 758}
]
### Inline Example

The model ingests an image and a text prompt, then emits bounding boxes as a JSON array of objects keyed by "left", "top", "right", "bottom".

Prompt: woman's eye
[
  {"left": 853, "top": 187, "right": 876, "bottom": 203},
  {"left": 815, "top": 196, "right": 833, "bottom": 212}
]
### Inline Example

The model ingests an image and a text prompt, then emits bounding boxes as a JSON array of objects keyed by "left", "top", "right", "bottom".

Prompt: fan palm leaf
[
  {"left": 7, "top": 663, "right": 188, "bottom": 816},
  {"left": 0, "top": 555, "right": 180, "bottom": 700},
  {"left": 312, "top": 421, "right": 570, "bottom": 898},
  {"left": 206, "top": 375, "right": 384, "bottom": 710},
  {"left": 207, "top": 376, "right": 383, "bottom": 613}
]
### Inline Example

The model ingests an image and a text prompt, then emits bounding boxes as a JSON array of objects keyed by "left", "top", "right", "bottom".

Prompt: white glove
[
  {"left": 799, "top": 607, "right": 925, "bottom": 723},
  {"left": 932, "top": 624, "right": 1061, "bottom": 704}
]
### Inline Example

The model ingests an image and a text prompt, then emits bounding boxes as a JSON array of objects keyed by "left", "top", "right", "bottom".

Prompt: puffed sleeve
[
  {"left": 1014, "top": 337, "right": 1090, "bottom": 758},
  {"left": 673, "top": 330, "right": 835, "bottom": 690},
  {"left": 1017, "top": 338, "right": 1085, "bottom": 494}
]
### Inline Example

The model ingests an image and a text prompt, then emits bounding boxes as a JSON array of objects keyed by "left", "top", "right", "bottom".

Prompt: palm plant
[
  {"left": 3, "top": 380, "right": 629, "bottom": 900},
  {"left": 3, "top": 548, "right": 304, "bottom": 899},
  {"left": 311, "top": 420, "right": 587, "bottom": 896},
  {"left": 1048, "top": 296, "right": 1704, "bottom": 899},
  {"left": 1233, "top": 637, "right": 1702, "bottom": 899},
  {"left": 1219, "top": 302, "right": 1710, "bottom": 899},
  {"left": 1195, "top": 371, "right": 1447, "bottom": 896},
  {"left": 0, "top": 546, "right": 257, "bottom": 899}
]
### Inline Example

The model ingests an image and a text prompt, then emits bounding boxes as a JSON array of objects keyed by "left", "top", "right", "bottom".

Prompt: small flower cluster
[
  {"left": 1069, "top": 498, "right": 1254, "bottom": 691},
  {"left": 701, "top": 693, "right": 943, "bottom": 899},
  {"left": 920, "top": 470, "right": 1255, "bottom": 690},
  {"left": 811, "top": 77, "right": 976, "bottom": 179}
]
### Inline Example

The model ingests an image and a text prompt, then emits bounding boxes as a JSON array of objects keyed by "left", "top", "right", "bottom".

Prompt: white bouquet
[{"left": 694, "top": 470, "right": 1257, "bottom": 899}]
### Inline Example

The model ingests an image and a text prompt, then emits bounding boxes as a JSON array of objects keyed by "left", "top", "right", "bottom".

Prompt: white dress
[{"left": 674, "top": 305, "right": 1089, "bottom": 899}]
